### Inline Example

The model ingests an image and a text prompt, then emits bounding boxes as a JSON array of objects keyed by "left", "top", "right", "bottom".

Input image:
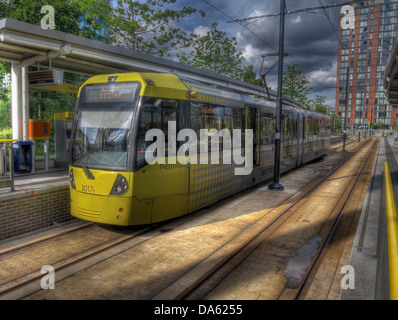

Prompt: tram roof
[
  {"left": 0, "top": 18, "right": 303, "bottom": 108},
  {"left": 385, "top": 37, "right": 398, "bottom": 108}
]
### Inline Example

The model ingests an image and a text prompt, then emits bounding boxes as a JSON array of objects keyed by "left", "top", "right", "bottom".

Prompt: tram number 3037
[{"left": 81, "top": 185, "right": 95, "bottom": 194}]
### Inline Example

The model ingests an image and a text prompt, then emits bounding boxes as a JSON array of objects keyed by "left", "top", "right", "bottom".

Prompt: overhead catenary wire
[
  {"left": 228, "top": 0, "right": 376, "bottom": 23},
  {"left": 201, "top": 0, "right": 277, "bottom": 53},
  {"left": 201, "top": 0, "right": 340, "bottom": 99},
  {"left": 318, "top": 0, "right": 340, "bottom": 42}
]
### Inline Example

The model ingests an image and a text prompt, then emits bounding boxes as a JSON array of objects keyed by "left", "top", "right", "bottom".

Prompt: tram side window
[
  {"left": 205, "top": 106, "right": 224, "bottom": 131},
  {"left": 260, "top": 113, "right": 274, "bottom": 145},
  {"left": 292, "top": 115, "right": 297, "bottom": 139},
  {"left": 190, "top": 103, "right": 249, "bottom": 154},
  {"left": 232, "top": 108, "right": 243, "bottom": 130},
  {"left": 190, "top": 102, "right": 204, "bottom": 138},
  {"left": 320, "top": 120, "right": 325, "bottom": 138},
  {"left": 224, "top": 107, "right": 232, "bottom": 131},
  {"left": 283, "top": 113, "right": 293, "bottom": 140},
  {"left": 137, "top": 106, "right": 159, "bottom": 168},
  {"left": 162, "top": 109, "right": 178, "bottom": 157},
  {"left": 190, "top": 103, "right": 230, "bottom": 152},
  {"left": 314, "top": 118, "right": 320, "bottom": 138},
  {"left": 136, "top": 98, "right": 180, "bottom": 168},
  {"left": 232, "top": 107, "right": 245, "bottom": 148},
  {"left": 306, "top": 117, "right": 313, "bottom": 139}
]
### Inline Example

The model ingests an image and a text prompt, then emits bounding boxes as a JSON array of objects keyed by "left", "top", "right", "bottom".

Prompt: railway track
[
  {"left": 0, "top": 199, "right": 221, "bottom": 299},
  {"left": 297, "top": 137, "right": 379, "bottom": 300},
  {"left": 0, "top": 221, "right": 94, "bottom": 256},
  {"left": 0, "top": 137, "right": 377, "bottom": 300},
  {"left": 152, "top": 138, "right": 378, "bottom": 300},
  {"left": 0, "top": 224, "right": 153, "bottom": 299}
]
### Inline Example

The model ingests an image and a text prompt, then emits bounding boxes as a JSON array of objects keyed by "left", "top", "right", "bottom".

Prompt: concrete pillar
[
  {"left": 22, "top": 66, "right": 29, "bottom": 141},
  {"left": 11, "top": 63, "right": 22, "bottom": 141}
]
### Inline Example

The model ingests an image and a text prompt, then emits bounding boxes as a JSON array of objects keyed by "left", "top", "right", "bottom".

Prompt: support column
[
  {"left": 11, "top": 63, "right": 22, "bottom": 141},
  {"left": 22, "top": 66, "right": 30, "bottom": 141}
]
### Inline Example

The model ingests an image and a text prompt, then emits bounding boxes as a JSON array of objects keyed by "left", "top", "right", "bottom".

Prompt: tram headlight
[
  {"left": 110, "top": 174, "right": 129, "bottom": 196},
  {"left": 69, "top": 169, "right": 76, "bottom": 190}
]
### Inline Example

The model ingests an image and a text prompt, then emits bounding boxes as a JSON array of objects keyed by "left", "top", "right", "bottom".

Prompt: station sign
[{"left": 28, "top": 69, "right": 64, "bottom": 86}]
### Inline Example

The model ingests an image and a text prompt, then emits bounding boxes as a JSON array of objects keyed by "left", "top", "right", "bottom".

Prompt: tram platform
[
  {"left": 340, "top": 136, "right": 396, "bottom": 300},
  {"left": 0, "top": 168, "right": 68, "bottom": 197}
]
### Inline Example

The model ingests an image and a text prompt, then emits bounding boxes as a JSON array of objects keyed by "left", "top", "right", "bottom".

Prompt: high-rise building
[{"left": 335, "top": 0, "right": 398, "bottom": 130}]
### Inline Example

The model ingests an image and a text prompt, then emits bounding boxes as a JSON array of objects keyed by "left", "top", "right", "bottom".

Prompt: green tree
[
  {"left": 77, "top": 0, "right": 113, "bottom": 41},
  {"left": 308, "top": 95, "right": 330, "bottom": 114},
  {"left": 282, "top": 64, "right": 312, "bottom": 108},
  {"left": 179, "top": 23, "right": 245, "bottom": 79},
  {"left": 0, "top": 0, "right": 81, "bottom": 34},
  {"left": 109, "top": 0, "right": 203, "bottom": 57},
  {"left": 329, "top": 113, "right": 342, "bottom": 133},
  {"left": 241, "top": 65, "right": 263, "bottom": 86},
  {"left": 0, "top": 87, "right": 11, "bottom": 129}
]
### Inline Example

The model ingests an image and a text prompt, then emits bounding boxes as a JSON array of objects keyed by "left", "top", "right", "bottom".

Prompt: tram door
[
  {"left": 135, "top": 99, "right": 189, "bottom": 223},
  {"left": 283, "top": 112, "right": 293, "bottom": 158},
  {"left": 297, "top": 112, "right": 304, "bottom": 166},
  {"left": 246, "top": 106, "right": 260, "bottom": 167}
]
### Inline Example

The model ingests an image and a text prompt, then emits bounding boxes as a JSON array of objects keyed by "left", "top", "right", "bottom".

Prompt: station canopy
[
  {"left": 384, "top": 37, "right": 398, "bottom": 108},
  {"left": 0, "top": 18, "right": 307, "bottom": 142},
  {"left": 0, "top": 18, "right": 290, "bottom": 102}
]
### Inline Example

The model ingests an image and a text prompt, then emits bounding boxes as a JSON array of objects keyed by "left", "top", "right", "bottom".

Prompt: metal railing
[
  {"left": 0, "top": 139, "right": 17, "bottom": 192},
  {"left": 384, "top": 162, "right": 398, "bottom": 300}
]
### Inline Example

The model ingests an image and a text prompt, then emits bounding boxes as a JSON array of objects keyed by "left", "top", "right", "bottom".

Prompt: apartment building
[{"left": 336, "top": 0, "right": 398, "bottom": 129}]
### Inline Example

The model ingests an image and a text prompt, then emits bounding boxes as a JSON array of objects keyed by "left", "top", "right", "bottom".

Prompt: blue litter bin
[{"left": 13, "top": 141, "right": 33, "bottom": 172}]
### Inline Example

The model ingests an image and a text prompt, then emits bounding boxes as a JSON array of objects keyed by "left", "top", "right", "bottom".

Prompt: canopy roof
[
  {"left": 0, "top": 18, "right": 305, "bottom": 108},
  {"left": 384, "top": 37, "right": 398, "bottom": 108}
]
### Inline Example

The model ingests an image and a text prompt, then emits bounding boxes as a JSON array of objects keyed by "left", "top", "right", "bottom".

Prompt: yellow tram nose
[
  {"left": 69, "top": 167, "right": 152, "bottom": 226},
  {"left": 70, "top": 190, "right": 133, "bottom": 225}
]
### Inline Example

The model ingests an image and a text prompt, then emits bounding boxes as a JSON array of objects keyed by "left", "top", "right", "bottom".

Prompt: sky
[{"left": 165, "top": 0, "right": 349, "bottom": 108}]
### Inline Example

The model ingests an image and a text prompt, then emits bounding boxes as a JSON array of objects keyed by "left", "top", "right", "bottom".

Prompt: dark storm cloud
[
  {"left": 230, "top": 0, "right": 348, "bottom": 103},
  {"left": 238, "top": 6, "right": 339, "bottom": 69},
  {"left": 174, "top": 0, "right": 349, "bottom": 105}
]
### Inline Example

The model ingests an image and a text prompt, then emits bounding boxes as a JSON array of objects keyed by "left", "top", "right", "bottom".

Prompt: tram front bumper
[{"left": 70, "top": 189, "right": 152, "bottom": 226}]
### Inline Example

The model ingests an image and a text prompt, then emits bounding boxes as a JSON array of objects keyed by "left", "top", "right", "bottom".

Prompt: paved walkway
[{"left": 340, "top": 136, "right": 397, "bottom": 300}]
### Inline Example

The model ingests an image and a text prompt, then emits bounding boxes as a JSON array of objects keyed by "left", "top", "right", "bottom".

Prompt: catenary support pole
[{"left": 269, "top": 0, "right": 285, "bottom": 191}]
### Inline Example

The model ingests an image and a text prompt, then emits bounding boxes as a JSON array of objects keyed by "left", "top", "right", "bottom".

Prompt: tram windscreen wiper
[
  {"left": 81, "top": 154, "right": 95, "bottom": 180},
  {"left": 74, "top": 149, "right": 95, "bottom": 180},
  {"left": 82, "top": 163, "right": 95, "bottom": 180}
]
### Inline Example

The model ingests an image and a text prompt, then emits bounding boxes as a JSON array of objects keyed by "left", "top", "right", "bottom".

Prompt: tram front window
[
  {"left": 71, "top": 82, "right": 140, "bottom": 171},
  {"left": 72, "top": 110, "right": 133, "bottom": 171}
]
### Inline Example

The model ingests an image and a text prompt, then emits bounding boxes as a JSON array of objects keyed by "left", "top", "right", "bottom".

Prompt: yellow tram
[{"left": 69, "top": 73, "right": 330, "bottom": 226}]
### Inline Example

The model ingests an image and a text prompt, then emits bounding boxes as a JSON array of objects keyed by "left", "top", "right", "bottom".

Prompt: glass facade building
[{"left": 335, "top": 0, "right": 398, "bottom": 129}]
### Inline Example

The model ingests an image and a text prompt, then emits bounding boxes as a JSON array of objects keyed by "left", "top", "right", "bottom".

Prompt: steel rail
[{"left": 0, "top": 222, "right": 94, "bottom": 256}]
